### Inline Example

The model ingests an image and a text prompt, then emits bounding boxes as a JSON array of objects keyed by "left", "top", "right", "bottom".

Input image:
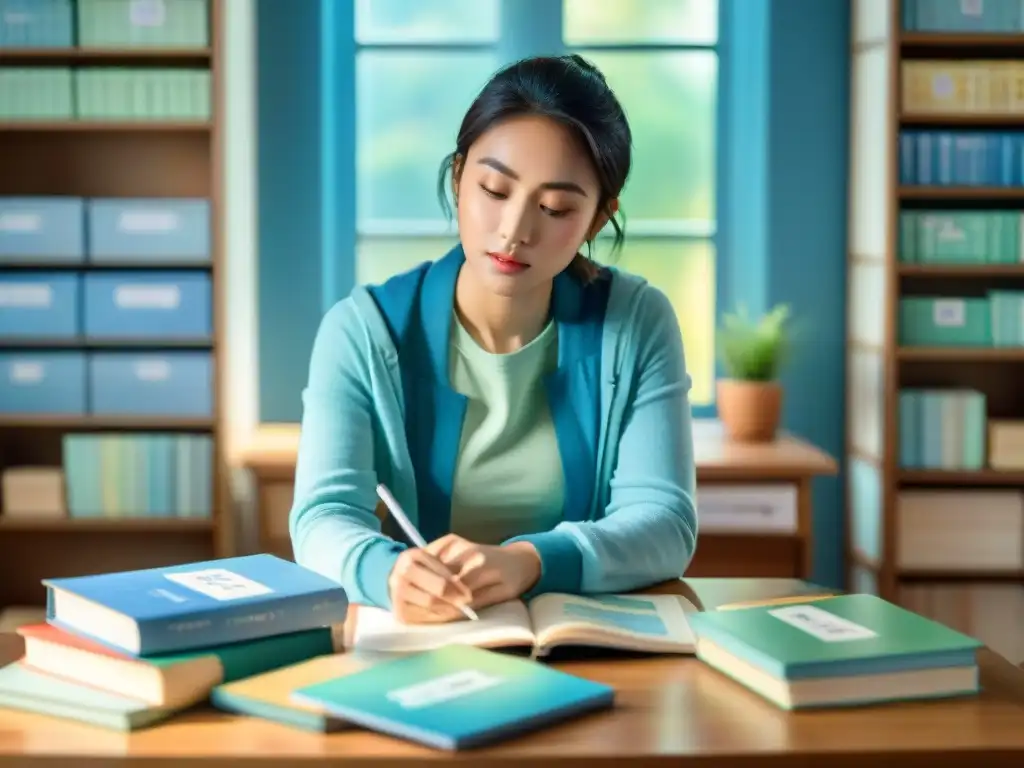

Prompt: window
[{"left": 353, "top": 0, "right": 719, "bottom": 406}]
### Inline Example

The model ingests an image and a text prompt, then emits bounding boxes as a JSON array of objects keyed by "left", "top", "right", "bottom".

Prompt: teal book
[
  {"left": 291, "top": 645, "right": 615, "bottom": 750},
  {"left": 689, "top": 594, "right": 982, "bottom": 709},
  {"left": 0, "top": 662, "right": 185, "bottom": 731}
]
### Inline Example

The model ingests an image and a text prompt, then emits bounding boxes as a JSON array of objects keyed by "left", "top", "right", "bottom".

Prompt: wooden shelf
[
  {"left": 901, "top": 33, "right": 1024, "bottom": 47},
  {"left": 0, "top": 415, "right": 214, "bottom": 431},
  {"left": 0, "top": 517, "right": 213, "bottom": 533},
  {"left": 898, "top": 569, "right": 1024, "bottom": 583},
  {"left": 0, "top": 121, "right": 211, "bottom": 132},
  {"left": 899, "top": 187, "right": 1024, "bottom": 200},
  {"left": 900, "top": 113, "right": 1024, "bottom": 126},
  {"left": 0, "top": 338, "right": 213, "bottom": 350},
  {"left": 897, "top": 347, "right": 1024, "bottom": 361},
  {"left": 899, "top": 264, "right": 1024, "bottom": 277},
  {"left": 0, "top": 47, "right": 211, "bottom": 66},
  {"left": 900, "top": 469, "right": 1024, "bottom": 486}
]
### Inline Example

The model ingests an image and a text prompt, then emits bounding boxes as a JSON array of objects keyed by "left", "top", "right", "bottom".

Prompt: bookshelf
[
  {"left": 0, "top": 0, "right": 226, "bottom": 609},
  {"left": 848, "top": 0, "right": 1024, "bottom": 664}
]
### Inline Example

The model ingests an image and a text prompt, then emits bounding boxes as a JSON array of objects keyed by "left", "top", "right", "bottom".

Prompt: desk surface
[
  {"left": 240, "top": 420, "right": 838, "bottom": 481},
  {"left": 1, "top": 578, "right": 1021, "bottom": 767}
]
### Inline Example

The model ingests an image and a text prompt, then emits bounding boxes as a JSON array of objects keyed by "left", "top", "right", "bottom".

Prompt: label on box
[
  {"left": 0, "top": 284, "right": 52, "bottom": 308},
  {"left": 933, "top": 299, "right": 966, "bottom": 327},
  {"left": 130, "top": 0, "right": 166, "bottom": 27},
  {"left": 9, "top": 361, "right": 44, "bottom": 385},
  {"left": 118, "top": 209, "right": 179, "bottom": 233},
  {"left": 769, "top": 604, "right": 878, "bottom": 643},
  {"left": 932, "top": 73, "right": 954, "bottom": 99},
  {"left": 133, "top": 359, "right": 171, "bottom": 381},
  {"left": 114, "top": 284, "right": 180, "bottom": 310},
  {"left": 0, "top": 212, "right": 41, "bottom": 233},
  {"left": 961, "top": 0, "right": 983, "bottom": 17}
]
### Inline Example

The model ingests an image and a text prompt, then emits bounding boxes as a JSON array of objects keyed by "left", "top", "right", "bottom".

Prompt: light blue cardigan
[{"left": 289, "top": 246, "right": 698, "bottom": 608}]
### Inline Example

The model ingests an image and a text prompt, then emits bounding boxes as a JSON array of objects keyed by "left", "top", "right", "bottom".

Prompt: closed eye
[
  {"left": 541, "top": 206, "right": 569, "bottom": 218},
  {"left": 480, "top": 184, "right": 507, "bottom": 199}
]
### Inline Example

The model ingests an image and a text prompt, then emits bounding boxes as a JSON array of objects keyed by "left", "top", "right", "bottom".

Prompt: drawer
[
  {"left": 899, "top": 296, "right": 991, "bottom": 346},
  {"left": 88, "top": 351, "right": 212, "bottom": 416},
  {"left": 75, "top": 69, "right": 211, "bottom": 121},
  {"left": 0, "top": 0, "right": 73, "bottom": 48},
  {"left": 0, "top": 197, "right": 84, "bottom": 260},
  {"left": 86, "top": 198, "right": 210, "bottom": 262},
  {"left": 0, "top": 67, "right": 73, "bottom": 120},
  {"left": 695, "top": 484, "right": 798, "bottom": 534},
  {"left": 0, "top": 352, "right": 86, "bottom": 414},
  {"left": 0, "top": 273, "right": 79, "bottom": 338},
  {"left": 83, "top": 271, "right": 211, "bottom": 338},
  {"left": 77, "top": 0, "right": 209, "bottom": 48}
]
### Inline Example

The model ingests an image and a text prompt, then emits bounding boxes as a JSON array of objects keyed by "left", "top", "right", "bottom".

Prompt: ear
[
  {"left": 451, "top": 154, "right": 465, "bottom": 204},
  {"left": 587, "top": 198, "right": 619, "bottom": 240}
]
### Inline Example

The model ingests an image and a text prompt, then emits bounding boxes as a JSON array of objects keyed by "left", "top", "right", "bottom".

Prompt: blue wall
[{"left": 255, "top": 0, "right": 851, "bottom": 588}]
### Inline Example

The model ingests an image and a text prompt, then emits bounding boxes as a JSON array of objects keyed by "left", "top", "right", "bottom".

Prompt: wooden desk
[
  {"left": 1, "top": 578, "right": 1022, "bottom": 767},
  {"left": 240, "top": 420, "right": 837, "bottom": 579}
]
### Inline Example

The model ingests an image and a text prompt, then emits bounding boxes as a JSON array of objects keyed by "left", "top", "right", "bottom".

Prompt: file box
[
  {"left": 899, "top": 297, "right": 992, "bottom": 346},
  {"left": 0, "top": 352, "right": 86, "bottom": 414},
  {"left": 87, "top": 198, "right": 210, "bottom": 262},
  {"left": 0, "top": 197, "right": 84, "bottom": 261},
  {"left": 88, "top": 351, "right": 212, "bottom": 416},
  {"left": 0, "top": 0, "right": 74, "bottom": 48},
  {"left": 83, "top": 271, "right": 211, "bottom": 339},
  {"left": 0, "top": 273, "right": 79, "bottom": 338}
]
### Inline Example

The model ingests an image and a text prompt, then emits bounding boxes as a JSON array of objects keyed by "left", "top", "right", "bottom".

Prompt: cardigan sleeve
[
  {"left": 288, "top": 299, "right": 406, "bottom": 609},
  {"left": 509, "top": 283, "right": 698, "bottom": 596}
]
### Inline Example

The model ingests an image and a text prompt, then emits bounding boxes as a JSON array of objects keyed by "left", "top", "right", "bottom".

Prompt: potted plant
[{"left": 716, "top": 303, "right": 793, "bottom": 443}]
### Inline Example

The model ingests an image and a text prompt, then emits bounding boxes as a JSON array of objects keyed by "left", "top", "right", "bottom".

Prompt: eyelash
[{"left": 479, "top": 184, "right": 569, "bottom": 218}]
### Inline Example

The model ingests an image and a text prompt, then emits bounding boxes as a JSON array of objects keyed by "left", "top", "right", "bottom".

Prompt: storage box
[
  {"left": 903, "top": 0, "right": 1024, "bottom": 33},
  {"left": 83, "top": 271, "right": 210, "bottom": 339},
  {"left": 0, "top": 67, "right": 72, "bottom": 120},
  {"left": 899, "top": 296, "right": 992, "bottom": 346},
  {"left": 0, "top": 197, "right": 84, "bottom": 261},
  {"left": 87, "top": 198, "right": 209, "bottom": 262},
  {"left": 0, "top": 352, "right": 86, "bottom": 414},
  {"left": 1, "top": 467, "right": 66, "bottom": 518},
  {"left": 75, "top": 68, "right": 210, "bottom": 121},
  {"left": 0, "top": 273, "right": 79, "bottom": 338},
  {"left": 77, "top": 0, "right": 208, "bottom": 48},
  {"left": 0, "top": 0, "right": 74, "bottom": 48},
  {"left": 88, "top": 351, "right": 212, "bottom": 416}
]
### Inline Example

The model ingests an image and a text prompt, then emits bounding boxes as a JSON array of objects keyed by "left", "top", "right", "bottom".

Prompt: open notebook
[{"left": 351, "top": 592, "right": 697, "bottom": 657}]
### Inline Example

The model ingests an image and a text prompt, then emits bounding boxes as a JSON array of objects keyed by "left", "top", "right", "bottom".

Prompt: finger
[
  {"left": 399, "top": 584, "right": 465, "bottom": 623},
  {"left": 457, "top": 555, "right": 501, "bottom": 590},
  {"left": 469, "top": 581, "right": 512, "bottom": 611},
  {"left": 406, "top": 552, "right": 472, "bottom": 602},
  {"left": 428, "top": 534, "right": 470, "bottom": 563},
  {"left": 396, "top": 600, "right": 463, "bottom": 625}
]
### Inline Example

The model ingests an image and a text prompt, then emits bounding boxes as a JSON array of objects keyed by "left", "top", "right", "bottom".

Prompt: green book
[{"left": 689, "top": 594, "right": 982, "bottom": 709}]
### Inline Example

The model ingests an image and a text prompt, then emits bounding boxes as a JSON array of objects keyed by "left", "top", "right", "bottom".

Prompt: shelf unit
[
  {"left": 847, "top": 0, "right": 1024, "bottom": 664},
  {"left": 0, "top": 0, "right": 227, "bottom": 608}
]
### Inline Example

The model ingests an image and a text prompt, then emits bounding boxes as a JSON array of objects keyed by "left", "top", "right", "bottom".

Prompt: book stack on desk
[{"left": 0, "top": 554, "right": 350, "bottom": 731}]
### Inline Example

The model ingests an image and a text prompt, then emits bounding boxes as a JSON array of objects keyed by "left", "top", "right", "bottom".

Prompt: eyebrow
[{"left": 477, "top": 156, "right": 588, "bottom": 196}]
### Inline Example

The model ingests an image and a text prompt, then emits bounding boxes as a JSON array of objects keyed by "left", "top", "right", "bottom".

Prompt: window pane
[
  {"left": 594, "top": 238, "right": 715, "bottom": 406},
  {"left": 564, "top": 0, "right": 718, "bottom": 45},
  {"left": 356, "top": 236, "right": 459, "bottom": 287},
  {"left": 357, "top": 51, "right": 497, "bottom": 230},
  {"left": 355, "top": 0, "right": 499, "bottom": 44},
  {"left": 583, "top": 51, "right": 716, "bottom": 225}
]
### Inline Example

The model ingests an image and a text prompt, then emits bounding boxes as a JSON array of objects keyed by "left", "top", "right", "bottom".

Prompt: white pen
[{"left": 375, "top": 483, "right": 479, "bottom": 621}]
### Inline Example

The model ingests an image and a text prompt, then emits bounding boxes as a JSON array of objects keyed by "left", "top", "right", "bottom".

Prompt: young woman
[{"left": 290, "top": 54, "right": 698, "bottom": 625}]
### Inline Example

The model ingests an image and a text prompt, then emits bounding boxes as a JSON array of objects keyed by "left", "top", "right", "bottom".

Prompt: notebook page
[{"left": 350, "top": 599, "right": 534, "bottom": 653}]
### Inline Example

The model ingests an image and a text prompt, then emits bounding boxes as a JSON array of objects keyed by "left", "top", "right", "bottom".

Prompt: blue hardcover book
[
  {"left": 44, "top": 554, "right": 349, "bottom": 656},
  {"left": 291, "top": 645, "right": 615, "bottom": 750}
]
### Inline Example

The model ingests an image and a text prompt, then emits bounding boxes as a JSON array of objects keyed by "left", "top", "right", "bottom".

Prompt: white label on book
[
  {"left": 133, "top": 359, "right": 171, "bottom": 381},
  {"left": 0, "top": 283, "right": 52, "bottom": 308},
  {"left": 0, "top": 211, "right": 41, "bottom": 232},
  {"left": 164, "top": 568, "right": 274, "bottom": 601},
  {"left": 9, "top": 361, "right": 44, "bottom": 384},
  {"left": 961, "top": 0, "right": 983, "bottom": 17},
  {"left": 932, "top": 73, "right": 954, "bottom": 99},
  {"left": 386, "top": 669, "right": 503, "bottom": 710},
  {"left": 936, "top": 219, "right": 965, "bottom": 242},
  {"left": 130, "top": 0, "right": 166, "bottom": 27},
  {"left": 117, "top": 209, "right": 179, "bottom": 232},
  {"left": 114, "top": 284, "right": 180, "bottom": 309},
  {"left": 768, "top": 604, "right": 878, "bottom": 643},
  {"left": 933, "top": 299, "right": 966, "bottom": 327}
]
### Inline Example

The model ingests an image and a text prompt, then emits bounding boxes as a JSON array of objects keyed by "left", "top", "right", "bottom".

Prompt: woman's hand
[
  {"left": 387, "top": 548, "right": 474, "bottom": 625},
  {"left": 427, "top": 535, "right": 542, "bottom": 610}
]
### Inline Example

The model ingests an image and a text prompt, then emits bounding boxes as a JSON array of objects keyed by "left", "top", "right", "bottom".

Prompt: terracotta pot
[{"left": 716, "top": 379, "right": 783, "bottom": 443}]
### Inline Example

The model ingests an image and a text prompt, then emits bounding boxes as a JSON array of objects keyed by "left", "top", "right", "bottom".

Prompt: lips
[{"left": 487, "top": 252, "right": 530, "bottom": 275}]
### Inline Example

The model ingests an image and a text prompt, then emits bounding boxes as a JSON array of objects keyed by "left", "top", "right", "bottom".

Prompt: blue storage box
[
  {"left": 86, "top": 198, "right": 210, "bottom": 263},
  {"left": 0, "top": 351, "right": 86, "bottom": 414},
  {"left": 0, "top": 0, "right": 74, "bottom": 48},
  {"left": 903, "top": 0, "right": 1024, "bottom": 32},
  {"left": 0, "top": 197, "right": 84, "bottom": 261},
  {"left": 0, "top": 272, "right": 79, "bottom": 338},
  {"left": 83, "top": 271, "right": 210, "bottom": 338},
  {"left": 88, "top": 351, "right": 212, "bottom": 416}
]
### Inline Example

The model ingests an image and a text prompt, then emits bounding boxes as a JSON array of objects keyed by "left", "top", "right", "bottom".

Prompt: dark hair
[{"left": 437, "top": 54, "right": 632, "bottom": 283}]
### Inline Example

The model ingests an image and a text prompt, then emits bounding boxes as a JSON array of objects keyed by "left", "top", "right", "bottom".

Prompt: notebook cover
[
  {"left": 43, "top": 554, "right": 348, "bottom": 654},
  {"left": 689, "top": 593, "right": 983, "bottom": 679},
  {"left": 291, "top": 645, "right": 615, "bottom": 750}
]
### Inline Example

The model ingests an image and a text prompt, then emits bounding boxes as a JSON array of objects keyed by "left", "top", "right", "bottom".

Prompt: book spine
[{"left": 136, "top": 592, "right": 349, "bottom": 656}]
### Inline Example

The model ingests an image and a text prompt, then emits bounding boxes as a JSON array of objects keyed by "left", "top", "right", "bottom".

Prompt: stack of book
[{"left": 0, "top": 554, "right": 349, "bottom": 731}]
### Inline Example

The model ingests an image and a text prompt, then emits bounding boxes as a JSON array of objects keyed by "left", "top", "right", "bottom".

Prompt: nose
[{"left": 499, "top": 200, "right": 536, "bottom": 251}]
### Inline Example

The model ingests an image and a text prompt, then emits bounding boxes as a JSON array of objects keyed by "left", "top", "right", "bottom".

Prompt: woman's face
[{"left": 454, "top": 114, "right": 608, "bottom": 297}]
